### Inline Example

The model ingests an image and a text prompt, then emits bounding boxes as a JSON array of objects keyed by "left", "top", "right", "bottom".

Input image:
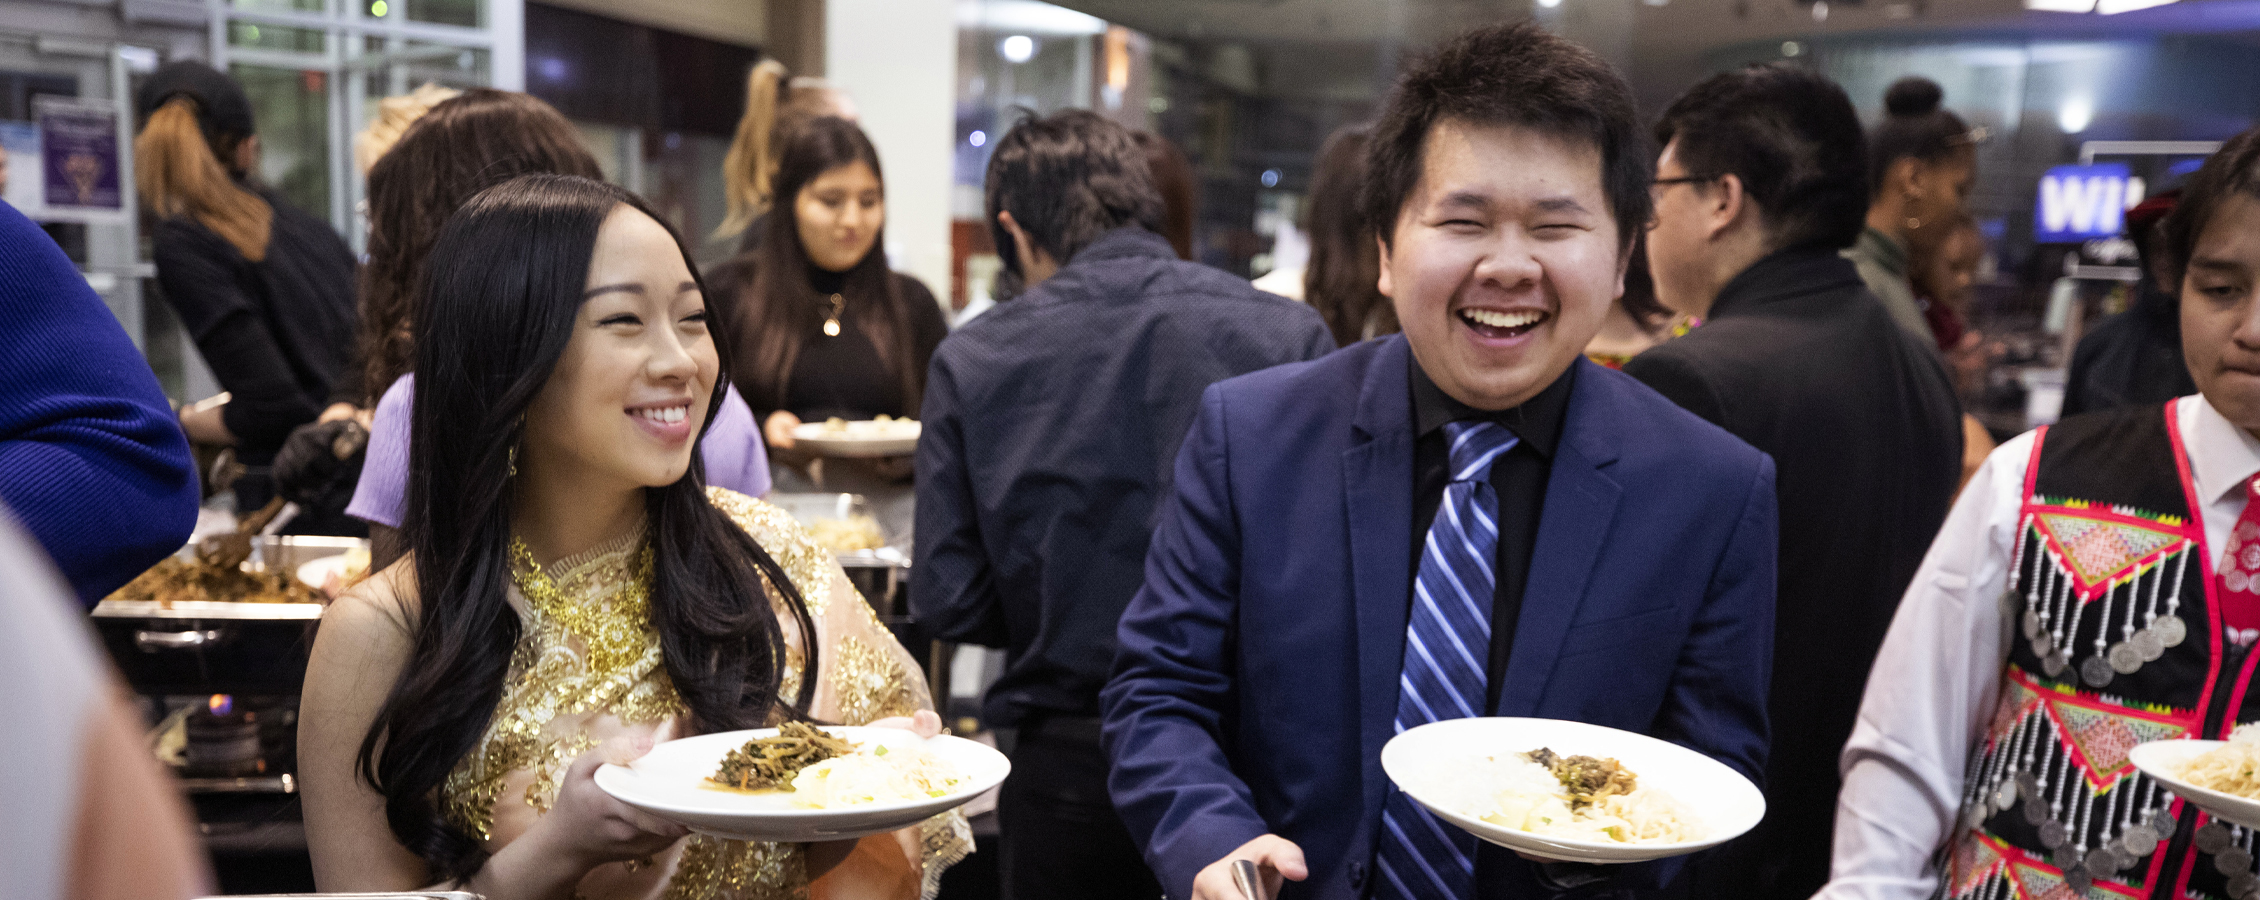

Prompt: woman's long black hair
[
  {"left": 709, "top": 116, "right": 921, "bottom": 417},
  {"left": 356, "top": 173, "right": 819, "bottom": 880}
]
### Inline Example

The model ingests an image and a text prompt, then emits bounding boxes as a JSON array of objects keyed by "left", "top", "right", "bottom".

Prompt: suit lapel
[
  {"left": 1494, "top": 360, "right": 1625, "bottom": 716},
  {"left": 1344, "top": 338, "right": 1415, "bottom": 812}
]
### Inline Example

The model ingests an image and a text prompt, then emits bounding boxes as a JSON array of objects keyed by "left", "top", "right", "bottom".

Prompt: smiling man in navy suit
[{"left": 1100, "top": 22, "right": 1779, "bottom": 900}]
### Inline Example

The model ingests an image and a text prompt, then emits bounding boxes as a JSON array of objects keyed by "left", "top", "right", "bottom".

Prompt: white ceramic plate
[
  {"left": 295, "top": 555, "right": 358, "bottom": 590},
  {"left": 1380, "top": 717, "right": 1765, "bottom": 863},
  {"left": 791, "top": 421, "right": 920, "bottom": 458},
  {"left": 595, "top": 726, "right": 1009, "bottom": 842},
  {"left": 2130, "top": 740, "right": 2260, "bottom": 830}
]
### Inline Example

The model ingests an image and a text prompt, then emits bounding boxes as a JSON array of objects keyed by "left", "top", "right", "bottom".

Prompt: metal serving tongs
[{"left": 1232, "top": 859, "right": 1268, "bottom": 900}]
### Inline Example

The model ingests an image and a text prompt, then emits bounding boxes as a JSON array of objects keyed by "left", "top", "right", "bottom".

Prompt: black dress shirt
[
  {"left": 1407, "top": 356, "right": 1574, "bottom": 712},
  {"left": 912, "top": 228, "right": 1337, "bottom": 727}
]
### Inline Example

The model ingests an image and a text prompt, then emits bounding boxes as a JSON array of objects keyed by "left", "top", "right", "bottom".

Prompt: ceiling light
[
  {"left": 1812, "top": 1, "right": 1829, "bottom": 22},
  {"left": 2058, "top": 96, "right": 2094, "bottom": 134},
  {"left": 2097, "top": 0, "right": 2177, "bottom": 12},
  {"left": 1537, "top": 0, "right": 1564, "bottom": 8},
  {"left": 999, "top": 35, "right": 1036, "bottom": 64},
  {"left": 2024, "top": 0, "right": 2096, "bottom": 10},
  {"left": 1782, "top": 41, "right": 1803, "bottom": 56}
]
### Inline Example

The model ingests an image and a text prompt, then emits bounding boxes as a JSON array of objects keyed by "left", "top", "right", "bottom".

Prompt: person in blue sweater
[{"left": 0, "top": 200, "right": 199, "bottom": 605}]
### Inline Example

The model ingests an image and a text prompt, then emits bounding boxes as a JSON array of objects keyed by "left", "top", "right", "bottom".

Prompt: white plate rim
[{"left": 1380, "top": 717, "right": 1765, "bottom": 862}]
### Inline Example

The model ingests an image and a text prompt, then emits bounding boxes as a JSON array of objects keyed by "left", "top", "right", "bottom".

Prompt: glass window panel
[
  {"left": 231, "top": 64, "right": 332, "bottom": 220},
  {"left": 229, "top": 22, "right": 327, "bottom": 53},
  {"left": 404, "top": 0, "right": 481, "bottom": 28}
]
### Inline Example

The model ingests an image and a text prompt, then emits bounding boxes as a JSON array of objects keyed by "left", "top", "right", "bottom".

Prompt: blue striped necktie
[{"left": 1375, "top": 420, "right": 1518, "bottom": 900}]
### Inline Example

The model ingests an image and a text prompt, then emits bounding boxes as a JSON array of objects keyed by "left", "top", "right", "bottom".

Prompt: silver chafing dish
[{"left": 767, "top": 492, "right": 913, "bottom": 622}]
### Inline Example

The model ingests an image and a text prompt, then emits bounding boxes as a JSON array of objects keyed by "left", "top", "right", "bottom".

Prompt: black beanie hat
[{"left": 135, "top": 61, "right": 256, "bottom": 153}]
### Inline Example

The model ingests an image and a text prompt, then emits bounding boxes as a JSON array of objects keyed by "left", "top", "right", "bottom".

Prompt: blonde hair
[
  {"left": 355, "top": 83, "right": 462, "bottom": 174},
  {"left": 135, "top": 97, "right": 271, "bottom": 261},
  {"left": 717, "top": 61, "right": 848, "bottom": 239}
]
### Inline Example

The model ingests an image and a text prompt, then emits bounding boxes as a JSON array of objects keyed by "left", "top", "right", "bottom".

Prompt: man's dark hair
[
  {"left": 2159, "top": 127, "right": 2260, "bottom": 293},
  {"left": 984, "top": 109, "right": 1165, "bottom": 281},
  {"left": 1361, "top": 21, "right": 1650, "bottom": 252},
  {"left": 1653, "top": 62, "right": 1871, "bottom": 253}
]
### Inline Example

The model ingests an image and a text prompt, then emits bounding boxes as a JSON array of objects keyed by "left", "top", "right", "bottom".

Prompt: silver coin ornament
[
  {"left": 2033, "top": 635, "right": 2055, "bottom": 658},
  {"left": 2124, "top": 826, "right": 2159, "bottom": 856},
  {"left": 2082, "top": 655, "right": 2117, "bottom": 687},
  {"left": 2158, "top": 614, "right": 2189, "bottom": 647},
  {"left": 2018, "top": 772, "right": 2041, "bottom": 795},
  {"left": 2219, "top": 848, "right": 2256, "bottom": 875},
  {"left": 2085, "top": 849, "right": 2120, "bottom": 878},
  {"left": 1995, "top": 781, "right": 2018, "bottom": 811},
  {"left": 2045, "top": 652, "right": 2070, "bottom": 678},
  {"left": 2063, "top": 867, "right": 2093, "bottom": 894},
  {"left": 2024, "top": 610, "right": 2043, "bottom": 640},
  {"left": 2135, "top": 629, "right": 2166, "bottom": 661},
  {"left": 2199, "top": 822, "right": 2236, "bottom": 855},
  {"left": 2053, "top": 843, "right": 2081, "bottom": 870},
  {"left": 2109, "top": 642, "right": 2143, "bottom": 674},
  {"left": 2040, "top": 819, "right": 2068, "bottom": 848},
  {"left": 2025, "top": 798, "right": 2050, "bottom": 825},
  {"left": 2232, "top": 871, "right": 2260, "bottom": 898}
]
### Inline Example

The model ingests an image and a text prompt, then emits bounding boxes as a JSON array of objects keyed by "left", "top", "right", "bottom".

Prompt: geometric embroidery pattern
[
  {"left": 2051, "top": 702, "right": 2187, "bottom": 784},
  {"left": 2037, "top": 513, "right": 2183, "bottom": 593},
  {"left": 2011, "top": 858, "right": 2080, "bottom": 900},
  {"left": 1950, "top": 836, "right": 2005, "bottom": 897}
]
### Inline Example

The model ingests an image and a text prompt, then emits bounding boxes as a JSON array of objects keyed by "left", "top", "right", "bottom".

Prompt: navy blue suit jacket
[{"left": 1100, "top": 336, "right": 1778, "bottom": 899}]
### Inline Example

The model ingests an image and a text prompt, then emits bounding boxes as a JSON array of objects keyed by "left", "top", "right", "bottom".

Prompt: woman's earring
[
  {"left": 508, "top": 443, "right": 519, "bottom": 478},
  {"left": 1906, "top": 216, "right": 1923, "bottom": 231}
]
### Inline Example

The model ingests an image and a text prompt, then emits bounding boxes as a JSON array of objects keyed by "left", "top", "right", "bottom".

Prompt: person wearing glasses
[{"left": 1624, "top": 63, "right": 1964, "bottom": 900}]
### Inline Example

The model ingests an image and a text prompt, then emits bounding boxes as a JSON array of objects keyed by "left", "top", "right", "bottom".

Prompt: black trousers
[{"left": 997, "top": 719, "right": 1163, "bottom": 900}]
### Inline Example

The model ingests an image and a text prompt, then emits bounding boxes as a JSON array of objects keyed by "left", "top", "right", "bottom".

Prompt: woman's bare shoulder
[{"left": 327, "top": 556, "right": 421, "bottom": 644}]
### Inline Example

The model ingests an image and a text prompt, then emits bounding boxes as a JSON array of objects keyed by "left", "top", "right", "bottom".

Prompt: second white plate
[{"left": 1381, "top": 717, "right": 1764, "bottom": 864}]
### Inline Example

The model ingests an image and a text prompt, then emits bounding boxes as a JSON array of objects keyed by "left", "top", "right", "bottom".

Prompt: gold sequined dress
[{"left": 440, "top": 488, "right": 971, "bottom": 900}]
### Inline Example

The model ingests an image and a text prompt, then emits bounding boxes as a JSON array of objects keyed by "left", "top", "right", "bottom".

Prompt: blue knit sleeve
[{"left": 0, "top": 201, "right": 200, "bottom": 605}]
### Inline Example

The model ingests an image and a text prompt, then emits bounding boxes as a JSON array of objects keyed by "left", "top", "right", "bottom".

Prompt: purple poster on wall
[{"left": 36, "top": 96, "right": 121, "bottom": 211}]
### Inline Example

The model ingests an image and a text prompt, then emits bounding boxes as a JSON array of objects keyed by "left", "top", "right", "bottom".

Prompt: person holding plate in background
[
  {"left": 1819, "top": 127, "right": 2260, "bottom": 900},
  {"left": 1101, "top": 22, "right": 1777, "bottom": 900},
  {"left": 707, "top": 117, "right": 949, "bottom": 543}
]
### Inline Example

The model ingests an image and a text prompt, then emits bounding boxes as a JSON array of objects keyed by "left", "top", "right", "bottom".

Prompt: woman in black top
[
  {"left": 708, "top": 116, "right": 947, "bottom": 498},
  {"left": 134, "top": 62, "right": 356, "bottom": 516}
]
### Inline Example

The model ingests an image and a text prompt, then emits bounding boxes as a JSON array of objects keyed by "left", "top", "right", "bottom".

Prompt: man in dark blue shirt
[{"left": 912, "top": 109, "right": 1333, "bottom": 900}]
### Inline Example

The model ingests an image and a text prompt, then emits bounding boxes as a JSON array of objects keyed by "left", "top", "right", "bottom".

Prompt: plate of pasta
[
  {"left": 1380, "top": 717, "right": 1764, "bottom": 863},
  {"left": 2131, "top": 729, "right": 2260, "bottom": 830},
  {"left": 595, "top": 723, "right": 1010, "bottom": 842}
]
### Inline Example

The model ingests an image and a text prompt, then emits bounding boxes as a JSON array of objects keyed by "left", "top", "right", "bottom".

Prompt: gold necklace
[
  {"left": 508, "top": 536, "right": 657, "bottom": 675},
  {"left": 821, "top": 293, "right": 844, "bottom": 337}
]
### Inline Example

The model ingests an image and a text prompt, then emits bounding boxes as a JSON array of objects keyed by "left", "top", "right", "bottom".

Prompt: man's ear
[
  {"left": 1708, "top": 173, "right": 1749, "bottom": 242},
  {"left": 1375, "top": 232, "right": 1395, "bottom": 298}
]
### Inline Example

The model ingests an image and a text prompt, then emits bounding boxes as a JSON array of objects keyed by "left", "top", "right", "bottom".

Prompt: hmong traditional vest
[{"left": 1947, "top": 400, "right": 2260, "bottom": 900}]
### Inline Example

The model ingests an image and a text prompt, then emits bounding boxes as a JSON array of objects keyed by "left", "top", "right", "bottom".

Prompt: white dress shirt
[{"left": 1818, "top": 395, "right": 2260, "bottom": 900}]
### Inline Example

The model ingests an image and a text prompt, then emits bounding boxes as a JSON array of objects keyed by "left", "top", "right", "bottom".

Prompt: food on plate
[
  {"left": 1442, "top": 747, "right": 1698, "bottom": 844},
  {"left": 106, "top": 556, "right": 322, "bottom": 606},
  {"left": 789, "top": 741, "right": 966, "bottom": 809},
  {"left": 709, "top": 721, "right": 856, "bottom": 791},
  {"left": 2181, "top": 725, "right": 2260, "bottom": 799},
  {"left": 813, "top": 414, "right": 919, "bottom": 437},
  {"left": 806, "top": 515, "right": 886, "bottom": 553}
]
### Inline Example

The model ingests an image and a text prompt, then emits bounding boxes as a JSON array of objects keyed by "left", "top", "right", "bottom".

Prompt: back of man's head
[
  {"left": 1360, "top": 21, "right": 1650, "bottom": 253},
  {"left": 985, "top": 109, "right": 1165, "bottom": 280},
  {"left": 1654, "top": 63, "right": 1870, "bottom": 253}
]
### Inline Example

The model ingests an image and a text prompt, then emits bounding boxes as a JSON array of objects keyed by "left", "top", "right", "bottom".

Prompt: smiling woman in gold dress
[{"left": 297, "top": 173, "right": 967, "bottom": 900}]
